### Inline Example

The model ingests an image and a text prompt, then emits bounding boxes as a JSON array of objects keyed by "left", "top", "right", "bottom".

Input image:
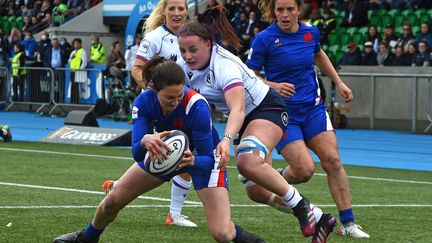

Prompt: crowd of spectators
[{"left": 0, "top": 0, "right": 102, "bottom": 35}]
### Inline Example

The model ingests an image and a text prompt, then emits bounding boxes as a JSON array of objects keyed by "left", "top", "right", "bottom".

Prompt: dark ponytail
[
  {"left": 142, "top": 56, "right": 185, "bottom": 91},
  {"left": 179, "top": 6, "right": 242, "bottom": 50}
]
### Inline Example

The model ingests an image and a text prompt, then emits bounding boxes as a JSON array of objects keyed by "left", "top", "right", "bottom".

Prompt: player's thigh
[
  {"left": 110, "top": 163, "right": 164, "bottom": 206},
  {"left": 197, "top": 187, "right": 232, "bottom": 232},
  {"left": 241, "top": 119, "right": 284, "bottom": 152},
  {"left": 307, "top": 131, "right": 340, "bottom": 166},
  {"left": 280, "top": 140, "right": 315, "bottom": 171}
]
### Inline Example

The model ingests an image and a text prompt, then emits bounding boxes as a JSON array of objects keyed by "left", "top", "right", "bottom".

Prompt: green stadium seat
[
  {"left": 406, "top": 14, "right": 419, "bottom": 27},
  {"left": 412, "top": 26, "right": 420, "bottom": 35},
  {"left": 334, "top": 27, "right": 347, "bottom": 35},
  {"left": 340, "top": 34, "right": 352, "bottom": 46},
  {"left": 428, "top": 9, "right": 432, "bottom": 17},
  {"left": 371, "top": 9, "right": 388, "bottom": 17},
  {"left": 395, "top": 26, "right": 403, "bottom": 35},
  {"left": 322, "top": 44, "right": 329, "bottom": 52},
  {"left": 335, "top": 50, "right": 345, "bottom": 63},
  {"left": 327, "top": 45, "right": 340, "bottom": 56},
  {"left": 394, "top": 15, "right": 406, "bottom": 27},
  {"left": 419, "top": 13, "right": 431, "bottom": 25},
  {"left": 346, "top": 27, "right": 359, "bottom": 36},
  {"left": 326, "top": 51, "right": 335, "bottom": 62},
  {"left": 414, "top": 9, "right": 427, "bottom": 18},
  {"left": 370, "top": 15, "right": 381, "bottom": 27},
  {"left": 380, "top": 14, "right": 393, "bottom": 28},
  {"left": 335, "top": 10, "right": 345, "bottom": 18},
  {"left": 328, "top": 33, "right": 340, "bottom": 46},
  {"left": 352, "top": 32, "right": 365, "bottom": 46},
  {"left": 336, "top": 16, "right": 345, "bottom": 27},
  {"left": 387, "top": 9, "right": 401, "bottom": 18},
  {"left": 358, "top": 26, "right": 369, "bottom": 36},
  {"left": 401, "top": 9, "right": 414, "bottom": 17}
]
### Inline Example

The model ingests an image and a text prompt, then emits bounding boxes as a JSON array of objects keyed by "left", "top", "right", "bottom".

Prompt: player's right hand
[
  {"left": 141, "top": 131, "right": 171, "bottom": 162},
  {"left": 273, "top": 82, "right": 295, "bottom": 98}
]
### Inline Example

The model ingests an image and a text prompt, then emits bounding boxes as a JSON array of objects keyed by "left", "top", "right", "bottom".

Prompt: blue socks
[
  {"left": 339, "top": 208, "right": 354, "bottom": 226},
  {"left": 233, "top": 224, "right": 241, "bottom": 242},
  {"left": 84, "top": 223, "right": 104, "bottom": 241}
]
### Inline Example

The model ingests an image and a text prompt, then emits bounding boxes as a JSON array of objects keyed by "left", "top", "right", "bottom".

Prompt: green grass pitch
[{"left": 1, "top": 141, "right": 431, "bottom": 242}]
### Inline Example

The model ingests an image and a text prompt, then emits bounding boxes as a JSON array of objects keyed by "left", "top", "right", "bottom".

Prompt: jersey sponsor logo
[
  {"left": 141, "top": 40, "right": 150, "bottom": 54},
  {"left": 304, "top": 31, "right": 312, "bottom": 42},
  {"left": 281, "top": 112, "right": 288, "bottom": 127},
  {"left": 169, "top": 54, "right": 177, "bottom": 61},
  {"left": 132, "top": 106, "right": 139, "bottom": 119},
  {"left": 187, "top": 71, "right": 193, "bottom": 80},
  {"left": 206, "top": 73, "right": 211, "bottom": 85}
]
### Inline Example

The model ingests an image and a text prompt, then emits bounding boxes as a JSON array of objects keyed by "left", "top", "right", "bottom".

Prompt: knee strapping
[{"left": 236, "top": 136, "right": 269, "bottom": 159}]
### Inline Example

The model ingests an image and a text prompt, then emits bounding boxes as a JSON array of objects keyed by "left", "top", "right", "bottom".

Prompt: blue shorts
[
  {"left": 275, "top": 102, "right": 334, "bottom": 153},
  {"left": 234, "top": 88, "right": 288, "bottom": 144},
  {"left": 137, "top": 158, "right": 228, "bottom": 191}
]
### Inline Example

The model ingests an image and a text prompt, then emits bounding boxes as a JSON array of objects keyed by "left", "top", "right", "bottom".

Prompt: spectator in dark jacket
[
  {"left": 35, "top": 30, "right": 51, "bottom": 62},
  {"left": 340, "top": 42, "right": 362, "bottom": 65},
  {"left": 415, "top": 22, "right": 432, "bottom": 48},
  {"left": 412, "top": 40, "right": 430, "bottom": 67},
  {"left": 343, "top": 0, "right": 368, "bottom": 27},
  {"left": 391, "top": 45, "right": 411, "bottom": 66},
  {"left": 43, "top": 38, "right": 67, "bottom": 68},
  {"left": 367, "top": 25, "right": 381, "bottom": 54},
  {"left": 361, "top": 41, "right": 378, "bottom": 66},
  {"left": 395, "top": 23, "right": 416, "bottom": 53}
]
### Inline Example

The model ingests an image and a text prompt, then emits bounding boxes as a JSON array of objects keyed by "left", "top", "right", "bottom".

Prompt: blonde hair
[{"left": 143, "top": 0, "right": 188, "bottom": 34}]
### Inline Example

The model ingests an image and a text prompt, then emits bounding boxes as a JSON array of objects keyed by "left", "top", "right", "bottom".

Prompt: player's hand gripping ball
[{"left": 145, "top": 130, "right": 189, "bottom": 176}]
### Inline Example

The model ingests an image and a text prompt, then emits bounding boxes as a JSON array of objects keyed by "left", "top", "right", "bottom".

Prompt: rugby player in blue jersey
[
  {"left": 53, "top": 57, "right": 264, "bottom": 243},
  {"left": 246, "top": 0, "right": 369, "bottom": 239}
]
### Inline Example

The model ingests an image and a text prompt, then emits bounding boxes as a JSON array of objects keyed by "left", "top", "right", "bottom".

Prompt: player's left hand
[
  {"left": 216, "top": 139, "right": 230, "bottom": 169},
  {"left": 336, "top": 82, "right": 353, "bottom": 102},
  {"left": 176, "top": 149, "right": 194, "bottom": 171}
]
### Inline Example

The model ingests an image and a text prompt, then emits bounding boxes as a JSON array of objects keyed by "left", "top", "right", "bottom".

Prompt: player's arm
[
  {"left": 131, "top": 58, "right": 147, "bottom": 90},
  {"left": 131, "top": 99, "right": 170, "bottom": 162},
  {"left": 177, "top": 102, "right": 215, "bottom": 172},
  {"left": 314, "top": 49, "right": 353, "bottom": 102}
]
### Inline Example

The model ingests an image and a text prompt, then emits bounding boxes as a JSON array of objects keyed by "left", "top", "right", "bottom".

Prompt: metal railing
[{"left": 334, "top": 72, "right": 432, "bottom": 132}]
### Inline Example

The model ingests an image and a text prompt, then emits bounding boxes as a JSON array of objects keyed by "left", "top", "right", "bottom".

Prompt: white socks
[
  {"left": 268, "top": 193, "right": 323, "bottom": 221},
  {"left": 281, "top": 186, "right": 302, "bottom": 208},
  {"left": 170, "top": 175, "right": 191, "bottom": 217}
]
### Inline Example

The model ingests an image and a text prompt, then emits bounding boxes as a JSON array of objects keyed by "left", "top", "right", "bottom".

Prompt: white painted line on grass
[
  {"left": 1, "top": 204, "right": 432, "bottom": 209},
  {"left": 0, "top": 182, "right": 202, "bottom": 205},
  {"left": 1, "top": 147, "right": 432, "bottom": 185}
]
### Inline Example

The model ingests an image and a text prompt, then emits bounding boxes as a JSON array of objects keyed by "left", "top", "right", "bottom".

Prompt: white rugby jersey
[
  {"left": 136, "top": 25, "right": 180, "bottom": 62},
  {"left": 177, "top": 45, "right": 269, "bottom": 116}
]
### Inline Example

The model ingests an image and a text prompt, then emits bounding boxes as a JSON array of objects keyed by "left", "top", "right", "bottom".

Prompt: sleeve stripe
[
  {"left": 183, "top": 90, "right": 209, "bottom": 115},
  {"left": 223, "top": 82, "right": 244, "bottom": 92},
  {"left": 136, "top": 55, "right": 148, "bottom": 62}
]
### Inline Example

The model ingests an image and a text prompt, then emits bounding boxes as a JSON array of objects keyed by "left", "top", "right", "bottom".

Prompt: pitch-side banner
[{"left": 40, "top": 126, "right": 131, "bottom": 146}]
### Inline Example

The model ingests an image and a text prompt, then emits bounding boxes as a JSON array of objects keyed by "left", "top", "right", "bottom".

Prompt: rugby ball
[{"left": 145, "top": 130, "right": 189, "bottom": 176}]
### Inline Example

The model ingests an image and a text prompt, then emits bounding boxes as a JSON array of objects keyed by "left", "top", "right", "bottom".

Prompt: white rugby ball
[{"left": 145, "top": 130, "right": 189, "bottom": 176}]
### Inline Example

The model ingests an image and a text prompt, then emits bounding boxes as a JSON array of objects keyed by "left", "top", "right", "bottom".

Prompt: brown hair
[
  {"left": 178, "top": 6, "right": 242, "bottom": 50},
  {"left": 142, "top": 56, "right": 185, "bottom": 90},
  {"left": 259, "top": 0, "right": 302, "bottom": 23}
]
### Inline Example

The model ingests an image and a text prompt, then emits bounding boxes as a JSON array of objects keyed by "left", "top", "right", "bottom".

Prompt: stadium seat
[
  {"left": 370, "top": 15, "right": 381, "bottom": 28},
  {"left": 15, "top": 16, "right": 23, "bottom": 29},
  {"left": 414, "top": 9, "right": 427, "bottom": 18},
  {"left": 371, "top": 9, "right": 388, "bottom": 17},
  {"left": 336, "top": 16, "right": 345, "bottom": 27},
  {"left": 335, "top": 10, "right": 345, "bottom": 18},
  {"left": 335, "top": 50, "right": 345, "bottom": 64},
  {"left": 387, "top": 9, "right": 401, "bottom": 18},
  {"left": 401, "top": 9, "right": 414, "bottom": 17},
  {"left": 380, "top": 14, "right": 393, "bottom": 28},
  {"left": 406, "top": 14, "right": 419, "bottom": 27},
  {"left": 352, "top": 32, "right": 365, "bottom": 46},
  {"left": 395, "top": 26, "right": 403, "bottom": 35},
  {"left": 428, "top": 9, "right": 432, "bottom": 17},
  {"left": 340, "top": 34, "right": 352, "bottom": 46},
  {"left": 419, "top": 14, "right": 431, "bottom": 25},
  {"left": 412, "top": 26, "right": 420, "bottom": 35},
  {"left": 346, "top": 27, "right": 358, "bottom": 36},
  {"left": 327, "top": 45, "right": 340, "bottom": 56},
  {"left": 328, "top": 33, "right": 340, "bottom": 46},
  {"left": 358, "top": 26, "right": 369, "bottom": 36},
  {"left": 394, "top": 15, "right": 406, "bottom": 27}
]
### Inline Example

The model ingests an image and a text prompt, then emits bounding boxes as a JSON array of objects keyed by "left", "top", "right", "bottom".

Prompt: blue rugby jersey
[
  {"left": 246, "top": 21, "right": 323, "bottom": 106},
  {"left": 131, "top": 86, "right": 219, "bottom": 173}
]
